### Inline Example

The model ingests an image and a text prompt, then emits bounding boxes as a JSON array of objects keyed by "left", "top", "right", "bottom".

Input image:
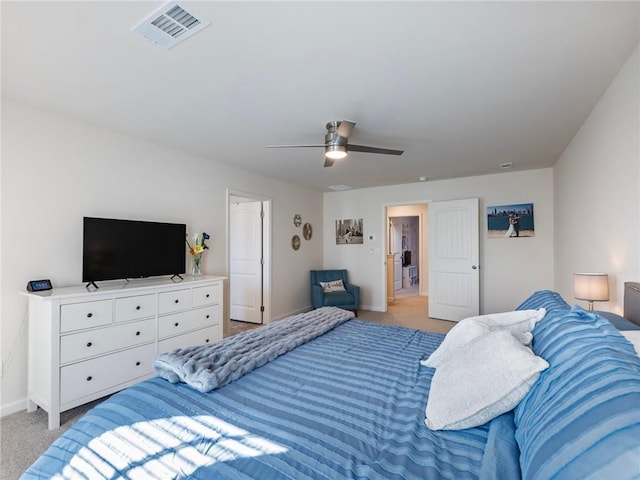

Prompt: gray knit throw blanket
[{"left": 153, "top": 306, "right": 355, "bottom": 392}]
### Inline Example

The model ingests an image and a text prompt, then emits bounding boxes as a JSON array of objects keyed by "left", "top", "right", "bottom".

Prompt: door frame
[
  {"left": 226, "top": 189, "right": 272, "bottom": 326},
  {"left": 383, "top": 200, "right": 430, "bottom": 312}
]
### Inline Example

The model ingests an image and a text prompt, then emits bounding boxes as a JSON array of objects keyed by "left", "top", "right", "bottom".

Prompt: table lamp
[{"left": 574, "top": 273, "right": 609, "bottom": 310}]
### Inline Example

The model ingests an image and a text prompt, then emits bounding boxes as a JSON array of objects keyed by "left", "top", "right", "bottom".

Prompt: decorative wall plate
[
  {"left": 303, "top": 223, "right": 312, "bottom": 240},
  {"left": 292, "top": 235, "right": 301, "bottom": 250},
  {"left": 293, "top": 214, "right": 302, "bottom": 227}
]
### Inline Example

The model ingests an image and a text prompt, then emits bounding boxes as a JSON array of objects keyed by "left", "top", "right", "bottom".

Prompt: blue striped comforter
[
  {"left": 22, "top": 320, "right": 517, "bottom": 480},
  {"left": 516, "top": 291, "right": 640, "bottom": 480}
]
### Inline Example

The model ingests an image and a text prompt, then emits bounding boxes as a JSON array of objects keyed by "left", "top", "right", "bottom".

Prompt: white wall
[
  {"left": 324, "top": 168, "right": 554, "bottom": 313},
  {"left": 554, "top": 45, "right": 640, "bottom": 314},
  {"left": 0, "top": 100, "right": 323, "bottom": 415}
]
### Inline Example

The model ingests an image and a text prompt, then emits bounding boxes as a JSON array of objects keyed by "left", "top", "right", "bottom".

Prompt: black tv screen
[{"left": 82, "top": 217, "right": 186, "bottom": 282}]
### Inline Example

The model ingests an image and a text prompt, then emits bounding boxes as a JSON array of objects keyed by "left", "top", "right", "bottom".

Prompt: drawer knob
[
  {"left": 174, "top": 299, "right": 179, "bottom": 304},
  {"left": 136, "top": 306, "right": 141, "bottom": 310},
  {"left": 206, "top": 339, "right": 210, "bottom": 343},
  {"left": 206, "top": 294, "right": 210, "bottom": 298},
  {"left": 136, "top": 361, "right": 141, "bottom": 366},
  {"left": 136, "top": 331, "right": 141, "bottom": 336},
  {"left": 86, "top": 342, "right": 92, "bottom": 347},
  {"left": 206, "top": 314, "right": 210, "bottom": 319},
  {"left": 174, "top": 322, "right": 179, "bottom": 327},
  {"left": 86, "top": 376, "right": 92, "bottom": 382},
  {"left": 87, "top": 313, "right": 93, "bottom": 318}
]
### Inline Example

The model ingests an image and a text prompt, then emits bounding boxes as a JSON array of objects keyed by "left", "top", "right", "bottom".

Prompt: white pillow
[
  {"left": 421, "top": 308, "right": 545, "bottom": 368},
  {"left": 621, "top": 330, "right": 640, "bottom": 356},
  {"left": 319, "top": 279, "right": 346, "bottom": 293},
  {"left": 425, "top": 330, "right": 549, "bottom": 430}
]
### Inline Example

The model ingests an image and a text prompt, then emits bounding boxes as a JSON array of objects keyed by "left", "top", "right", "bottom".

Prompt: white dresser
[{"left": 21, "top": 275, "right": 225, "bottom": 429}]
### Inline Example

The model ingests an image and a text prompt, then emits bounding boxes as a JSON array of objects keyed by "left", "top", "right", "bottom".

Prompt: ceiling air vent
[
  {"left": 132, "top": 1, "right": 210, "bottom": 50},
  {"left": 328, "top": 185, "right": 352, "bottom": 191}
]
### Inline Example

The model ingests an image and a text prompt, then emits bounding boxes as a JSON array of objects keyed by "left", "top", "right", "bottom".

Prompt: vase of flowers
[{"left": 186, "top": 232, "right": 210, "bottom": 276}]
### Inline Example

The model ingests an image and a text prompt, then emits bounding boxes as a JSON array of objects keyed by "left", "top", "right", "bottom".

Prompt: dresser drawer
[
  {"left": 193, "top": 284, "right": 220, "bottom": 307},
  {"left": 60, "top": 319, "right": 156, "bottom": 365},
  {"left": 192, "top": 305, "right": 219, "bottom": 328},
  {"left": 158, "top": 306, "right": 217, "bottom": 339},
  {"left": 115, "top": 294, "right": 156, "bottom": 323},
  {"left": 158, "top": 289, "right": 192, "bottom": 314},
  {"left": 60, "top": 300, "right": 113, "bottom": 333},
  {"left": 158, "top": 326, "right": 220, "bottom": 354},
  {"left": 60, "top": 343, "right": 155, "bottom": 405}
]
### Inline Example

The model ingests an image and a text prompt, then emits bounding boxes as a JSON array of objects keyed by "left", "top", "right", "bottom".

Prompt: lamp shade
[{"left": 574, "top": 273, "right": 609, "bottom": 302}]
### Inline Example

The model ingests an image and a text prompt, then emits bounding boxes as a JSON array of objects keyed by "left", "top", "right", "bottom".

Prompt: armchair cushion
[{"left": 322, "top": 291, "right": 356, "bottom": 307}]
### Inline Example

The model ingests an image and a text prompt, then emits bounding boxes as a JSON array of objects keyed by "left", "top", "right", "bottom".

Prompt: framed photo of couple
[
  {"left": 487, "top": 203, "right": 535, "bottom": 238},
  {"left": 335, "top": 218, "right": 364, "bottom": 245}
]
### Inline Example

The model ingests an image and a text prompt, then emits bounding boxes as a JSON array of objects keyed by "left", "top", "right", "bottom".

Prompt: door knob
[{"left": 472, "top": 265, "right": 477, "bottom": 270}]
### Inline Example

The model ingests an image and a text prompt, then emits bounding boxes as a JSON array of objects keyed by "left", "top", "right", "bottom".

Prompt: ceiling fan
[{"left": 267, "top": 120, "right": 404, "bottom": 167}]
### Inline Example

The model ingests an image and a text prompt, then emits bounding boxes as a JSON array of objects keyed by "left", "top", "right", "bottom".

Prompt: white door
[
  {"left": 394, "top": 253, "right": 402, "bottom": 290},
  {"left": 230, "top": 201, "right": 263, "bottom": 324},
  {"left": 390, "top": 219, "right": 403, "bottom": 290},
  {"left": 428, "top": 198, "right": 479, "bottom": 321}
]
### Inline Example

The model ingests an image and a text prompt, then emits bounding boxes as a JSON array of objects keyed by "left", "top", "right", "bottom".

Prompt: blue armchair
[{"left": 310, "top": 269, "right": 360, "bottom": 316}]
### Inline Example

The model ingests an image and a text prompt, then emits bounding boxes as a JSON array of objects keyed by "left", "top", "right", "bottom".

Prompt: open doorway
[
  {"left": 386, "top": 204, "right": 428, "bottom": 316},
  {"left": 389, "top": 215, "right": 419, "bottom": 297},
  {"left": 227, "top": 191, "right": 271, "bottom": 327}
]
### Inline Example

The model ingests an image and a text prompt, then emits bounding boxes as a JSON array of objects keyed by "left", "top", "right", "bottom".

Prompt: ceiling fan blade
[
  {"left": 323, "top": 157, "right": 335, "bottom": 168},
  {"left": 337, "top": 120, "right": 356, "bottom": 138},
  {"left": 348, "top": 144, "right": 404, "bottom": 155},
  {"left": 266, "top": 144, "right": 325, "bottom": 149}
]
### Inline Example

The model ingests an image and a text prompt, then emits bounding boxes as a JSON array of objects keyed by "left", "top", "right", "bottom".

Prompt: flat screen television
[{"left": 82, "top": 217, "right": 186, "bottom": 286}]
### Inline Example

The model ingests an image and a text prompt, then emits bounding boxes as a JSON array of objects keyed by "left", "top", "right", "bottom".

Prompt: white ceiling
[{"left": 3, "top": 1, "right": 639, "bottom": 191}]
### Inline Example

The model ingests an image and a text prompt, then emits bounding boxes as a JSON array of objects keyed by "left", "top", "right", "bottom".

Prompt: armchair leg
[{"left": 354, "top": 310, "right": 358, "bottom": 317}]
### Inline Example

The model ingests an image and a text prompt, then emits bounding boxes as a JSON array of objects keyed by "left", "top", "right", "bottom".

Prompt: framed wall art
[
  {"left": 487, "top": 203, "right": 535, "bottom": 238},
  {"left": 335, "top": 218, "right": 363, "bottom": 244}
]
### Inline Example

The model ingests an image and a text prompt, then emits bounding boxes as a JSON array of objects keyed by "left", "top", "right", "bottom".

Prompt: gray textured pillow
[{"left": 425, "top": 330, "right": 548, "bottom": 431}]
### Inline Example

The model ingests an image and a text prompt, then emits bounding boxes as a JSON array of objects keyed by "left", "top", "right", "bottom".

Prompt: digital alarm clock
[{"left": 27, "top": 279, "right": 53, "bottom": 292}]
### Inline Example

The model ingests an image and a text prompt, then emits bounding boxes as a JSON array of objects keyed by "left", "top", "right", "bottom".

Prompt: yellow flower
[{"left": 186, "top": 232, "right": 210, "bottom": 255}]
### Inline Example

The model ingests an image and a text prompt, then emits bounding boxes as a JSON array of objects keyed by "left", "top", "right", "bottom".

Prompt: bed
[{"left": 22, "top": 292, "right": 640, "bottom": 479}]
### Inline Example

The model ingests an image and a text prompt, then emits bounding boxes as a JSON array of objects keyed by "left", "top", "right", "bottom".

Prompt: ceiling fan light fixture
[{"left": 325, "top": 145, "right": 347, "bottom": 160}]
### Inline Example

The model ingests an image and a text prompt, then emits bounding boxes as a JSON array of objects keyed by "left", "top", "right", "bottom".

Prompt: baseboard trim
[
  {"left": 360, "top": 304, "right": 385, "bottom": 312},
  {"left": 0, "top": 398, "right": 27, "bottom": 418}
]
